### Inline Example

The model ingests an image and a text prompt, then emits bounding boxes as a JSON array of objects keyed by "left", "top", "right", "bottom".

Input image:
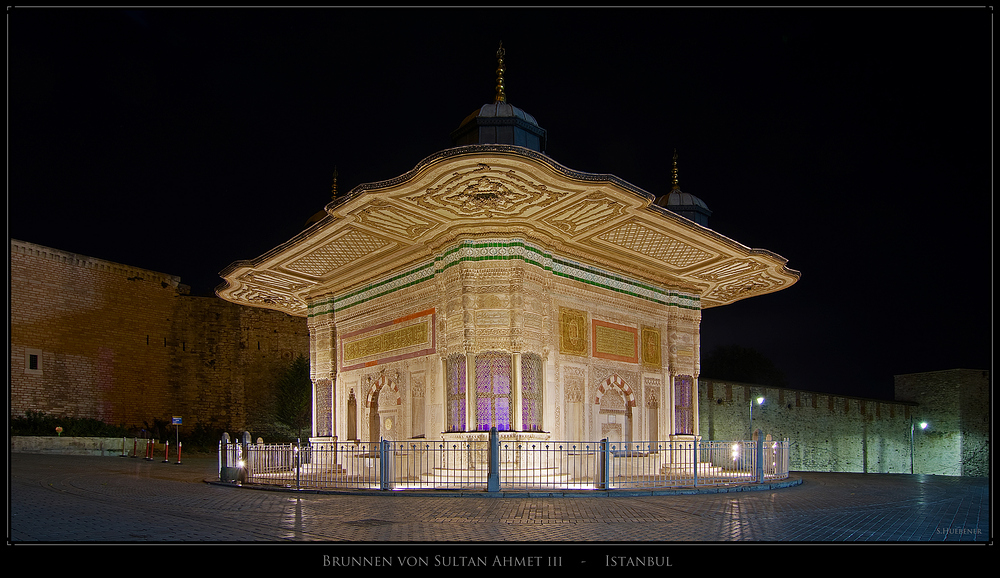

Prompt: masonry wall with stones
[
  {"left": 11, "top": 240, "right": 310, "bottom": 436},
  {"left": 894, "top": 369, "right": 990, "bottom": 477},
  {"left": 699, "top": 375, "right": 988, "bottom": 476}
]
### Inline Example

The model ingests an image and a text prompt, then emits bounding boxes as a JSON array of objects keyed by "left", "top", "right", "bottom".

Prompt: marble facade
[{"left": 217, "top": 146, "right": 799, "bottom": 449}]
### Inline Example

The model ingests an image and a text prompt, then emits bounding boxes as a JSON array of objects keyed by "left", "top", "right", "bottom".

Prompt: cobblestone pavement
[{"left": 9, "top": 452, "right": 991, "bottom": 566}]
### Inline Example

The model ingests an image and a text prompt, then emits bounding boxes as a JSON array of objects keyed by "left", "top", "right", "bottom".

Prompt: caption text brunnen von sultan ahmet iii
[{"left": 322, "top": 554, "right": 672, "bottom": 568}]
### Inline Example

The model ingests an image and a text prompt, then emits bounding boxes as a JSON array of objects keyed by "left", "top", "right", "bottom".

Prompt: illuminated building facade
[{"left": 217, "top": 47, "right": 799, "bottom": 454}]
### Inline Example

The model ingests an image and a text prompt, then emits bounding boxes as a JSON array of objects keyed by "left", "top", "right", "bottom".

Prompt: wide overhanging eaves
[{"left": 216, "top": 145, "right": 800, "bottom": 316}]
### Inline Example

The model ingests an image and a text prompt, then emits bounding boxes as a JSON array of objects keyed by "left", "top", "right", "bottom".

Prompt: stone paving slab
[{"left": 9, "top": 452, "right": 991, "bottom": 568}]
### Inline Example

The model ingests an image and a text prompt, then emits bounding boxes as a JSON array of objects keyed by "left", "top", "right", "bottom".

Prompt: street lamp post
[
  {"left": 910, "top": 419, "right": 928, "bottom": 474},
  {"left": 749, "top": 395, "right": 764, "bottom": 439}
]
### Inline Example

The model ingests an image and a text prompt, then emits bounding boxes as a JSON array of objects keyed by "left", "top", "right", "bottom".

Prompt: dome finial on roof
[
  {"left": 495, "top": 41, "right": 506, "bottom": 103},
  {"left": 451, "top": 43, "right": 546, "bottom": 152},
  {"left": 331, "top": 166, "right": 339, "bottom": 200},
  {"left": 671, "top": 149, "right": 680, "bottom": 191}
]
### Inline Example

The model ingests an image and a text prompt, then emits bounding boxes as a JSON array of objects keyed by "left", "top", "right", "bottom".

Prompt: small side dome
[{"left": 663, "top": 190, "right": 711, "bottom": 212}]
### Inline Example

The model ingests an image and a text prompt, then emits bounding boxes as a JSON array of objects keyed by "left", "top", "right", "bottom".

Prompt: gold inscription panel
[
  {"left": 641, "top": 327, "right": 661, "bottom": 368},
  {"left": 592, "top": 320, "right": 638, "bottom": 363},
  {"left": 343, "top": 322, "right": 429, "bottom": 362},
  {"left": 559, "top": 307, "right": 588, "bottom": 356}
]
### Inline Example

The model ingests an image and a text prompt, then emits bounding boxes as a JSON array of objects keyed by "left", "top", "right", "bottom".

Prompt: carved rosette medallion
[{"left": 407, "top": 163, "right": 566, "bottom": 218}]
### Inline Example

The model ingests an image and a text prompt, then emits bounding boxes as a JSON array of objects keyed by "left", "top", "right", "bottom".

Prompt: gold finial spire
[
  {"left": 671, "top": 149, "right": 680, "bottom": 191},
  {"left": 495, "top": 41, "right": 506, "bottom": 103},
  {"left": 331, "top": 167, "right": 339, "bottom": 200}
]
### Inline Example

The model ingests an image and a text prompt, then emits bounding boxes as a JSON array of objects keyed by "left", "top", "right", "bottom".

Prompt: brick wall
[{"left": 10, "top": 240, "right": 309, "bottom": 436}]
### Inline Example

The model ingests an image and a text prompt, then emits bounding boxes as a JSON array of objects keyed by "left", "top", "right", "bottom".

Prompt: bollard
[
  {"left": 132, "top": 437, "right": 138, "bottom": 458},
  {"left": 175, "top": 442, "right": 183, "bottom": 465},
  {"left": 145, "top": 438, "right": 153, "bottom": 461},
  {"left": 163, "top": 440, "right": 170, "bottom": 463},
  {"left": 120, "top": 437, "right": 129, "bottom": 457}
]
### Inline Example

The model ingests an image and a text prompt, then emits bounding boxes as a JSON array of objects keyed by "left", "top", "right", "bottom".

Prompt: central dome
[
  {"left": 451, "top": 101, "right": 547, "bottom": 152},
  {"left": 449, "top": 43, "right": 547, "bottom": 153}
]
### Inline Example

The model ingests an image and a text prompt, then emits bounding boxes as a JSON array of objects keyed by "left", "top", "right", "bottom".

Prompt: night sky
[{"left": 9, "top": 7, "right": 992, "bottom": 401}]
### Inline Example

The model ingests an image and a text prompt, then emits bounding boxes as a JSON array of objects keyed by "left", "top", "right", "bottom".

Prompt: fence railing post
[
  {"left": 379, "top": 439, "right": 393, "bottom": 490},
  {"left": 241, "top": 431, "right": 250, "bottom": 482},
  {"left": 598, "top": 438, "right": 609, "bottom": 490},
  {"left": 295, "top": 438, "right": 301, "bottom": 490},
  {"left": 220, "top": 432, "right": 230, "bottom": 475},
  {"left": 488, "top": 427, "right": 500, "bottom": 492},
  {"left": 693, "top": 440, "right": 698, "bottom": 487}
]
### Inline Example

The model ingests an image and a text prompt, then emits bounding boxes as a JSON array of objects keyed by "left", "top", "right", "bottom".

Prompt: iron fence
[{"left": 218, "top": 431, "right": 789, "bottom": 492}]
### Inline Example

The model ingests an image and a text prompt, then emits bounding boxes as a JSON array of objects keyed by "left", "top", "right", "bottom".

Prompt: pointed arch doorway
[
  {"left": 363, "top": 372, "right": 400, "bottom": 450},
  {"left": 594, "top": 374, "right": 637, "bottom": 444}
]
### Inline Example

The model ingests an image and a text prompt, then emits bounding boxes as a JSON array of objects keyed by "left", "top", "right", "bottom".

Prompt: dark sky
[{"left": 9, "top": 7, "right": 992, "bottom": 401}]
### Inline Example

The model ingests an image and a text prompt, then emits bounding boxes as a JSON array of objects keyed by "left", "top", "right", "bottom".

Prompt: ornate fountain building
[{"left": 217, "top": 47, "right": 799, "bottom": 457}]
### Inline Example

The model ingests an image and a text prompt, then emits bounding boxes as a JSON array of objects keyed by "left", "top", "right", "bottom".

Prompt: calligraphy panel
[{"left": 592, "top": 320, "right": 638, "bottom": 364}]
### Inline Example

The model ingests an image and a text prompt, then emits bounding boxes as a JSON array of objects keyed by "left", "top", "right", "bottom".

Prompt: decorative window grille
[
  {"left": 520, "top": 353, "right": 543, "bottom": 431},
  {"left": 446, "top": 353, "right": 467, "bottom": 432},
  {"left": 475, "top": 351, "right": 512, "bottom": 431},
  {"left": 674, "top": 374, "right": 694, "bottom": 434}
]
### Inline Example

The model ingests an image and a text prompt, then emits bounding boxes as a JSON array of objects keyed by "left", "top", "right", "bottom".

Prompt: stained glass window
[
  {"left": 521, "top": 353, "right": 543, "bottom": 432},
  {"left": 446, "top": 353, "right": 466, "bottom": 432},
  {"left": 674, "top": 375, "right": 694, "bottom": 434},
  {"left": 475, "top": 351, "right": 512, "bottom": 431}
]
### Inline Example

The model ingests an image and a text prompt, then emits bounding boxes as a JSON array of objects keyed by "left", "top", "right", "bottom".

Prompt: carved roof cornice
[{"left": 216, "top": 145, "right": 799, "bottom": 316}]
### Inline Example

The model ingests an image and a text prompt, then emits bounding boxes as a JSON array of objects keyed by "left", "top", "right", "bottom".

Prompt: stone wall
[
  {"left": 894, "top": 369, "right": 990, "bottom": 477},
  {"left": 10, "top": 240, "right": 310, "bottom": 435},
  {"left": 700, "top": 379, "right": 917, "bottom": 474},
  {"left": 10, "top": 436, "right": 130, "bottom": 457},
  {"left": 700, "top": 372, "right": 989, "bottom": 476}
]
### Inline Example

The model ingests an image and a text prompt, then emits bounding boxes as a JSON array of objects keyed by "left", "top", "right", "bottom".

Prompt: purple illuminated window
[
  {"left": 446, "top": 353, "right": 467, "bottom": 432},
  {"left": 521, "top": 353, "right": 543, "bottom": 431},
  {"left": 475, "top": 351, "right": 512, "bottom": 431},
  {"left": 674, "top": 375, "right": 694, "bottom": 435}
]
